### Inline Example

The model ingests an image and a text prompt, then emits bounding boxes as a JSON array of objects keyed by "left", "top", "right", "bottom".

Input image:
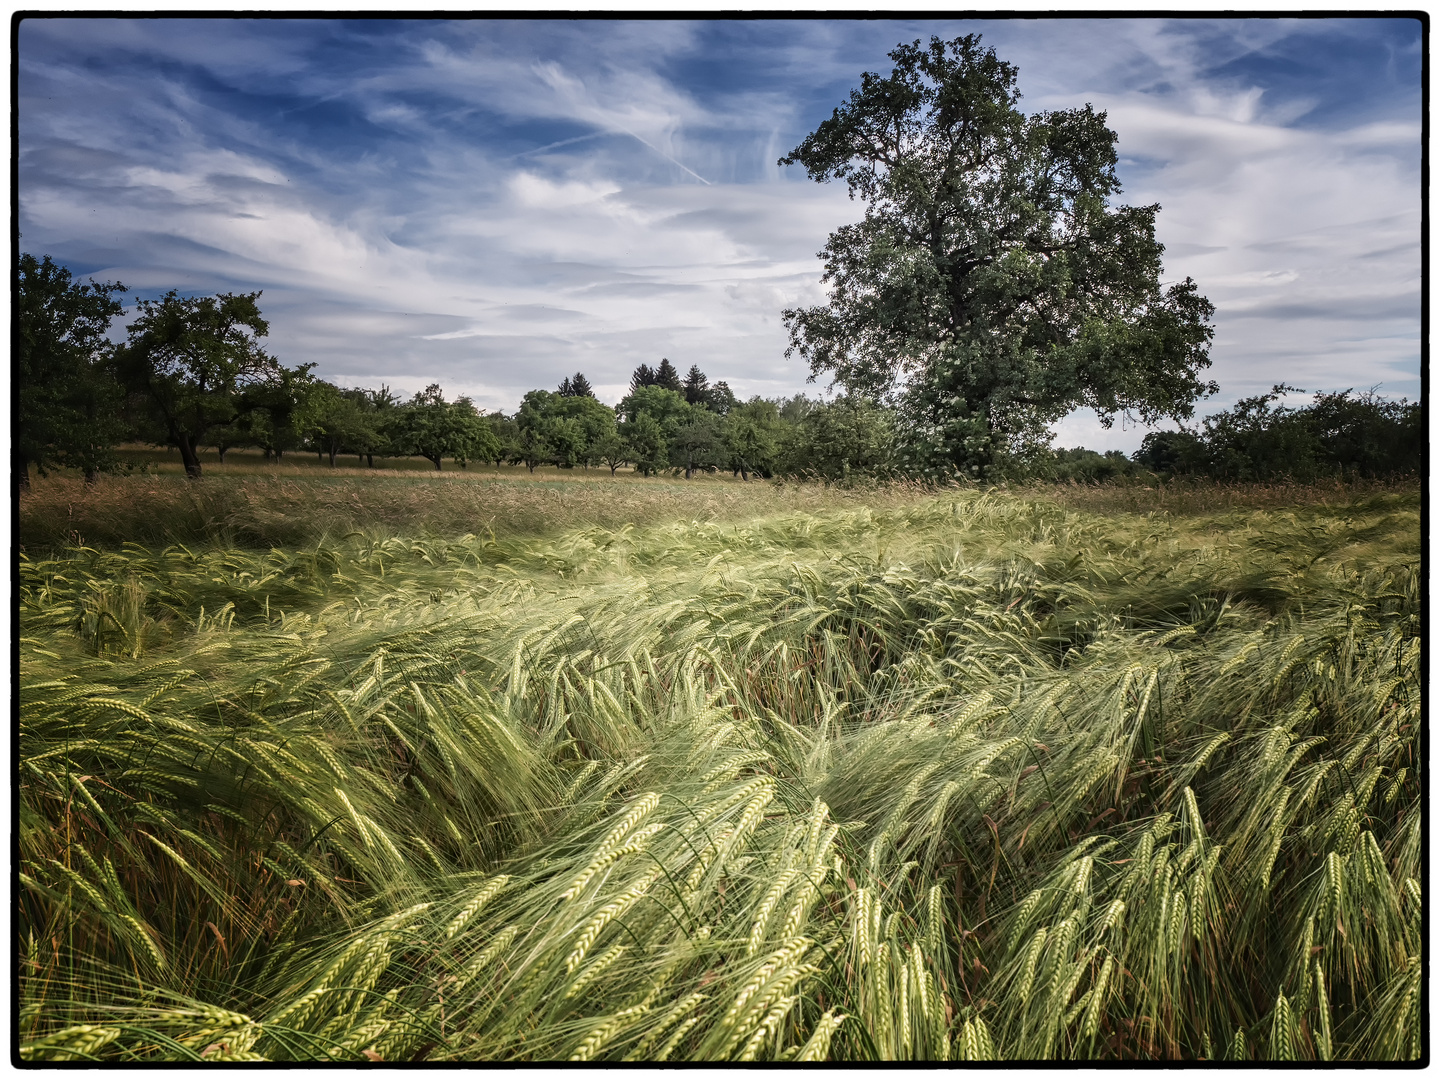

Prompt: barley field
[{"left": 18, "top": 477, "right": 1421, "bottom": 1061}]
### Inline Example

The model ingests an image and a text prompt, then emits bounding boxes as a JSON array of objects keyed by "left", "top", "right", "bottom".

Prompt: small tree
[
  {"left": 16, "top": 254, "right": 128, "bottom": 487},
  {"left": 724, "top": 398, "right": 784, "bottom": 480},
  {"left": 118, "top": 290, "right": 282, "bottom": 478},
  {"left": 622, "top": 414, "right": 667, "bottom": 477},
  {"left": 558, "top": 371, "right": 596, "bottom": 398},
  {"left": 653, "top": 358, "right": 683, "bottom": 394},
  {"left": 784, "top": 395, "right": 895, "bottom": 481},
  {"left": 671, "top": 410, "right": 723, "bottom": 479},
  {"left": 295, "top": 381, "right": 382, "bottom": 467},
  {"left": 395, "top": 384, "right": 494, "bottom": 470},
  {"left": 682, "top": 364, "right": 709, "bottom": 406},
  {"left": 594, "top": 428, "right": 631, "bottom": 475},
  {"left": 629, "top": 363, "right": 656, "bottom": 393}
]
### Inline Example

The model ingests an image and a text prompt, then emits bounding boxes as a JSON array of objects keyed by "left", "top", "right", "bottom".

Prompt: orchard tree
[
  {"left": 621, "top": 413, "right": 667, "bottom": 477},
  {"left": 397, "top": 384, "right": 497, "bottom": 470},
  {"left": 15, "top": 254, "right": 128, "bottom": 487},
  {"left": 594, "top": 428, "right": 631, "bottom": 475},
  {"left": 671, "top": 410, "right": 723, "bottom": 479},
  {"left": 780, "top": 35, "right": 1216, "bottom": 475},
  {"left": 723, "top": 398, "right": 784, "bottom": 480},
  {"left": 118, "top": 290, "right": 284, "bottom": 478}
]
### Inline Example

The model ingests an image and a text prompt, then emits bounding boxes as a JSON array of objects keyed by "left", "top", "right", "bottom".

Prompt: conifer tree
[{"left": 653, "top": 358, "right": 683, "bottom": 393}]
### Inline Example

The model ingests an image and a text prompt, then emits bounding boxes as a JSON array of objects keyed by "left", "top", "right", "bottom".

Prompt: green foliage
[
  {"left": 558, "top": 372, "right": 596, "bottom": 398},
  {"left": 396, "top": 384, "right": 498, "bottom": 471},
  {"left": 517, "top": 389, "right": 619, "bottom": 470},
  {"left": 1137, "top": 387, "right": 1422, "bottom": 482},
  {"left": 18, "top": 487, "right": 1420, "bottom": 1061},
  {"left": 117, "top": 290, "right": 289, "bottom": 478},
  {"left": 782, "top": 395, "right": 895, "bottom": 481},
  {"left": 670, "top": 410, "right": 724, "bottom": 479},
  {"left": 621, "top": 413, "right": 668, "bottom": 477},
  {"left": 16, "top": 253, "right": 129, "bottom": 485},
  {"left": 781, "top": 35, "right": 1217, "bottom": 472},
  {"left": 723, "top": 398, "right": 786, "bottom": 480},
  {"left": 294, "top": 382, "right": 381, "bottom": 467}
]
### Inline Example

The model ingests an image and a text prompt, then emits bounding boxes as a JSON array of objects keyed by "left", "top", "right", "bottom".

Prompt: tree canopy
[
  {"left": 780, "top": 34, "right": 1217, "bottom": 475},
  {"left": 16, "top": 254, "right": 128, "bottom": 486},
  {"left": 118, "top": 291, "right": 286, "bottom": 478}
]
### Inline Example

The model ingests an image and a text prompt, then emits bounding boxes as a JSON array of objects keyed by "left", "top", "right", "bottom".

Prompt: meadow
[{"left": 18, "top": 469, "right": 1421, "bottom": 1061}]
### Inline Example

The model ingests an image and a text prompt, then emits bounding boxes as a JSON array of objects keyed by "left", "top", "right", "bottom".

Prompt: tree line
[
  {"left": 17, "top": 252, "right": 1418, "bottom": 489},
  {"left": 15, "top": 253, "right": 900, "bottom": 484}
]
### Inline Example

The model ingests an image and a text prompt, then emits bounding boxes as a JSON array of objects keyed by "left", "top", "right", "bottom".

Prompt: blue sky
[{"left": 18, "top": 16, "right": 1422, "bottom": 451}]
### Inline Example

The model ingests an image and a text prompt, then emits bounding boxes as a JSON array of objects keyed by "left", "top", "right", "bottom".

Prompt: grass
[
  {"left": 17, "top": 478, "right": 1421, "bottom": 1061},
  {"left": 18, "top": 468, "right": 922, "bottom": 552}
]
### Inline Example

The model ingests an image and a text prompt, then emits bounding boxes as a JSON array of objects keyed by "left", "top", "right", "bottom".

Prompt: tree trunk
[
  {"left": 685, "top": 460, "right": 694, "bottom": 479},
  {"left": 329, "top": 445, "right": 338, "bottom": 467},
  {"left": 739, "top": 462, "right": 749, "bottom": 482},
  {"left": 16, "top": 454, "right": 30, "bottom": 492},
  {"left": 366, "top": 453, "right": 374, "bottom": 468},
  {"left": 178, "top": 436, "right": 203, "bottom": 479},
  {"left": 84, "top": 467, "right": 99, "bottom": 485},
  {"left": 427, "top": 455, "right": 442, "bottom": 471}
]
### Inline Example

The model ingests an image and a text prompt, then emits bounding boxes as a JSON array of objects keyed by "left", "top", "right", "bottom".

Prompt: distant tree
[
  {"left": 1135, "top": 385, "right": 1422, "bottom": 482},
  {"left": 1306, "top": 388, "right": 1422, "bottom": 477},
  {"left": 516, "top": 423, "right": 554, "bottom": 473},
  {"left": 784, "top": 395, "right": 894, "bottom": 481},
  {"left": 517, "top": 389, "right": 615, "bottom": 469},
  {"left": 723, "top": 398, "right": 784, "bottom": 480},
  {"left": 706, "top": 380, "right": 739, "bottom": 415},
  {"left": 594, "top": 428, "right": 631, "bottom": 475},
  {"left": 629, "top": 363, "right": 656, "bottom": 393},
  {"left": 653, "top": 358, "right": 683, "bottom": 394},
  {"left": 486, "top": 410, "right": 519, "bottom": 467},
  {"left": 622, "top": 413, "right": 667, "bottom": 477},
  {"left": 117, "top": 290, "right": 283, "bottom": 478},
  {"left": 395, "top": 384, "right": 496, "bottom": 470},
  {"left": 240, "top": 364, "right": 314, "bottom": 463},
  {"left": 352, "top": 385, "right": 402, "bottom": 467},
  {"left": 296, "top": 381, "right": 381, "bottom": 467},
  {"left": 617, "top": 385, "right": 691, "bottom": 429},
  {"left": 1134, "top": 429, "right": 1207, "bottom": 477},
  {"left": 16, "top": 253, "right": 128, "bottom": 487},
  {"left": 558, "top": 371, "right": 596, "bottom": 398},
  {"left": 682, "top": 364, "right": 709, "bottom": 406},
  {"left": 671, "top": 410, "right": 724, "bottom": 479}
]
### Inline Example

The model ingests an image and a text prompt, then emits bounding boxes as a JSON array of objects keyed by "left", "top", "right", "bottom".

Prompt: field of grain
[{"left": 18, "top": 478, "right": 1421, "bottom": 1061}]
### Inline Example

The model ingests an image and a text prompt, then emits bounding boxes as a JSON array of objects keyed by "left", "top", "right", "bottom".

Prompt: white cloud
[{"left": 17, "top": 17, "right": 1419, "bottom": 454}]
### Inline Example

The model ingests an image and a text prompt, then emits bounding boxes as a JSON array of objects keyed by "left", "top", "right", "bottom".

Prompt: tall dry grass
[
  {"left": 18, "top": 471, "right": 926, "bottom": 551},
  {"left": 18, "top": 487, "right": 1420, "bottom": 1061}
]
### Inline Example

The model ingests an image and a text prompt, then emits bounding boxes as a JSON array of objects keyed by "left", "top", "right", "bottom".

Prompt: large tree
[
  {"left": 15, "top": 254, "right": 128, "bottom": 488},
  {"left": 118, "top": 290, "right": 284, "bottom": 478},
  {"left": 780, "top": 35, "right": 1216, "bottom": 475}
]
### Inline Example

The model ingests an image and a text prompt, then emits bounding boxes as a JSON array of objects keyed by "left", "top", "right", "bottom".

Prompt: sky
[{"left": 17, "top": 16, "right": 1423, "bottom": 452}]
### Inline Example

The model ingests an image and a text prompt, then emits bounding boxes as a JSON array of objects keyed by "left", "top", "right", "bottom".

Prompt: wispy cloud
[{"left": 19, "top": 17, "right": 1419, "bottom": 450}]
